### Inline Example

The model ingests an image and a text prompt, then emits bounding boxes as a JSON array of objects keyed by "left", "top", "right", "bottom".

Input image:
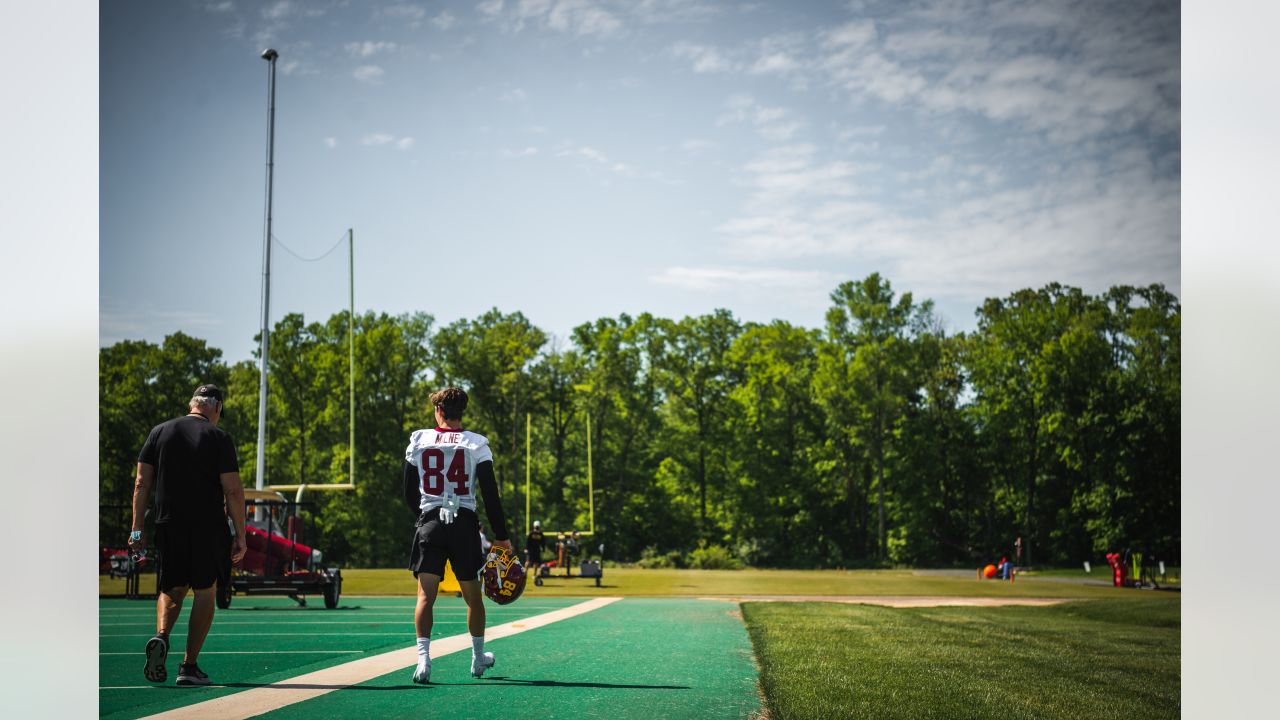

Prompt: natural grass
[
  {"left": 742, "top": 597, "right": 1180, "bottom": 720},
  {"left": 101, "top": 566, "right": 1155, "bottom": 599}
]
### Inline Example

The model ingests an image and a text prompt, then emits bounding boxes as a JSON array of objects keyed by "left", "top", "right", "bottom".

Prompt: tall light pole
[{"left": 255, "top": 48, "right": 278, "bottom": 498}]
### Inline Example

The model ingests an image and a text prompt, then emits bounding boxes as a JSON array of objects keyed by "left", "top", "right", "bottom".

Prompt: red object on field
[
  {"left": 244, "top": 525, "right": 314, "bottom": 573},
  {"left": 982, "top": 564, "right": 997, "bottom": 579},
  {"left": 1105, "top": 552, "right": 1126, "bottom": 587}
]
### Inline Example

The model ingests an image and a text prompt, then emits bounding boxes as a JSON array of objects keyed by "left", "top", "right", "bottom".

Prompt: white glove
[{"left": 439, "top": 494, "right": 461, "bottom": 524}]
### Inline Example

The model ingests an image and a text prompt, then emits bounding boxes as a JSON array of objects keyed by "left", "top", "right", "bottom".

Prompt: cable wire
[{"left": 272, "top": 231, "right": 348, "bottom": 262}]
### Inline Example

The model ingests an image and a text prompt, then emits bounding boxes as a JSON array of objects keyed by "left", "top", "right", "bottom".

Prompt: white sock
[
  {"left": 416, "top": 637, "right": 431, "bottom": 661},
  {"left": 471, "top": 635, "right": 485, "bottom": 656}
]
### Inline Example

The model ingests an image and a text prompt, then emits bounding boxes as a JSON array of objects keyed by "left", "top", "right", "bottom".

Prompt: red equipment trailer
[{"left": 216, "top": 489, "right": 342, "bottom": 609}]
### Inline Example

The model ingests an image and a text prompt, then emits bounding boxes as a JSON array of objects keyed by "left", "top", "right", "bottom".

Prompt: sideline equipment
[{"left": 482, "top": 546, "right": 527, "bottom": 605}]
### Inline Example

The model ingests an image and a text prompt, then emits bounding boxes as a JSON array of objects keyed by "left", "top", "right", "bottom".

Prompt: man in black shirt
[
  {"left": 128, "top": 384, "right": 247, "bottom": 687},
  {"left": 526, "top": 520, "right": 546, "bottom": 586}
]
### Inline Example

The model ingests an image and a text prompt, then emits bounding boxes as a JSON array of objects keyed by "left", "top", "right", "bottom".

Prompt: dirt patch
[{"left": 702, "top": 595, "right": 1073, "bottom": 608}]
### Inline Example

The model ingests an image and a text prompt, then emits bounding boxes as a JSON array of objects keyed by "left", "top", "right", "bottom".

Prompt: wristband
[{"left": 129, "top": 530, "right": 142, "bottom": 542}]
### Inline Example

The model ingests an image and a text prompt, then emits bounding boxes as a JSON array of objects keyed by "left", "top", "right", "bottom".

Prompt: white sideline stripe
[
  {"left": 102, "top": 627, "right": 427, "bottom": 632},
  {"left": 102, "top": 651, "right": 364, "bottom": 655},
  {"left": 138, "top": 597, "right": 622, "bottom": 720},
  {"left": 103, "top": 619, "right": 470, "bottom": 626}
]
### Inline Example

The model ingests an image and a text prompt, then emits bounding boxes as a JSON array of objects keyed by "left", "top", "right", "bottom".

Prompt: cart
[{"left": 217, "top": 490, "right": 342, "bottom": 609}]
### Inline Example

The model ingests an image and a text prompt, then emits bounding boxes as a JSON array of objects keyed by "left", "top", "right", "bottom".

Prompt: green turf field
[
  {"left": 743, "top": 597, "right": 1180, "bottom": 720},
  {"left": 99, "top": 595, "right": 760, "bottom": 720},
  {"left": 99, "top": 569, "right": 1179, "bottom": 718}
]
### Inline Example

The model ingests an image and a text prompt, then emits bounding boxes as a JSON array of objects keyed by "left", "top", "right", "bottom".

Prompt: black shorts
[
  {"left": 156, "top": 521, "right": 228, "bottom": 591},
  {"left": 528, "top": 548, "right": 543, "bottom": 564},
  {"left": 409, "top": 508, "right": 484, "bottom": 581}
]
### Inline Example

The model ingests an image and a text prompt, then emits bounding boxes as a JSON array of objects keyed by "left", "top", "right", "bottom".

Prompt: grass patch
[
  {"left": 100, "top": 567, "right": 1161, "bottom": 599},
  {"left": 742, "top": 598, "right": 1180, "bottom": 720}
]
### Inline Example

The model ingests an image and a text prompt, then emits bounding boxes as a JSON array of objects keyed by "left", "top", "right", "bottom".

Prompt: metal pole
[
  {"left": 586, "top": 412, "right": 593, "bottom": 534},
  {"left": 348, "top": 228, "right": 355, "bottom": 487},
  {"left": 525, "top": 413, "right": 531, "bottom": 536},
  {"left": 255, "top": 48, "right": 279, "bottom": 499}
]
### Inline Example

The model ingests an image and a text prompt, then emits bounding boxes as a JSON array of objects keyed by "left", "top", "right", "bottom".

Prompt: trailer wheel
[
  {"left": 323, "top": 575, "right": 341, "bottom": 609},
  {"left": 216, "top": 580, "right": 232, "bottom": 610}
]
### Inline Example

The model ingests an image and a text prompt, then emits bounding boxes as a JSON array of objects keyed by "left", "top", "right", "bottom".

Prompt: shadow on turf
[
  {"left": 154, "top": 677, "right": 689, "bottom": 692},
  {"left": 431, "top": 676, "right": 689, "bottom": 690}
]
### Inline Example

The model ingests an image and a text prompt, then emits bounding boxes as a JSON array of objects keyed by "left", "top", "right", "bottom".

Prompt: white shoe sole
[
  {"left": 176, "top": 674, "right": 211, "bottom": 687},
  {"left": 143, "top": 637, "right": 168, "bottom": 683}
]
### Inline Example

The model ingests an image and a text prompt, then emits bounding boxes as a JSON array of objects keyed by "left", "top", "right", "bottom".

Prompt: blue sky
[{"left": 100, "top": 0, "right": 1180, "bottom": 363}]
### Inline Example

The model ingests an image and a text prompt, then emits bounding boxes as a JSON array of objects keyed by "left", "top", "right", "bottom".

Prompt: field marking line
[
  {"left": 98, "top": 627, "right": 435, "bottom": 632},
  {"left": 137, "top": 596, "right": 622, "bottom": 720},
  {"left": 102, "top": 651, "right": 366, "bottom": 655},
  {"left": 99, "top": 617, "right": 468, "bottom": 622},
  {"left": 699, "top": 595, "right": 1074, "bottom": 607}
]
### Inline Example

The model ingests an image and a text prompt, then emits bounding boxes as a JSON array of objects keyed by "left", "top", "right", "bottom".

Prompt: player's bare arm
[
  {"left": 129, "top": 462, "right": 155, "bottom": 551},
  {"left": 220, "top": 471, "right": 248, "bottom": 565}
]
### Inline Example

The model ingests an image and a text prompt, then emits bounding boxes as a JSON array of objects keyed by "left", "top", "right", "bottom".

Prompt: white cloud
[
  {"left": 681, "top": 139, "right": 714, "bottom": 153},
  {"left": 383, "top": 3, "right": 426, "bottom": 21},
  {"left": 204, "top": 1, "right": 234, "bottom": 12},
  {"left": 502, "top": 146, "right": 540, "bottom": 157},
  {"left": 345, "top": 41, "right": 398, "bottom": 58},
  {"left": 323, "top": 137, "right": 337, "bottom": 149},
  {"left": 499, "top": 88, "right": 528, "bottom": 102},
  {"left": 261, "top": 0, "right": 293, "bottom": 21},
  {"left": 651, "top": 266, "right": 838, "bottom": 293},
  {"left": 749, "top": 52, "right": 799, "bottom": 75},
  {"left": 360, "top": 133, "right": 414, "bottom": 150},
  {"left": 482, "top": 0, "right": 621, "bottom": 37},
  {"left": 717, "top": 95, "right": 805, "bottom": 141},
  {"left": 431, "top": 10, "right": 457, "bottom": 30},
  {"left": 353, "top": 65, "right": 385, "bottom": 84},
  {"left": 670, "top": 42, "right": 735, "bottom": 73},
  {"left": 560, "top": 146, "right": 608, "bottom": 163}
]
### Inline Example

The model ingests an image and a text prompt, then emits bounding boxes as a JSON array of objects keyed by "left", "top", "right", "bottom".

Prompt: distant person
[
  {"left": 556, "top": 532, "right": 567, "bottom": 576},
  {"left": 402, "top": 387, "right": 511, "bottom": 684},
  {"left": 128, "top": 384, "right": 247, "bottom": 687},
  {"left": 526, "top": 520, "right": 546, "bottom": 586},
  {"left": 1014, "top": 536, "right": 1023, "bottom": 566},
  {"left": 566, "top": 531, "right": 582, "bottom": 575},
  {"left": 998, "top": 556, "right": 1011, "bottom": 580},
  {"left": 478, "top": 523, "right": 492, "bottom": 554}
]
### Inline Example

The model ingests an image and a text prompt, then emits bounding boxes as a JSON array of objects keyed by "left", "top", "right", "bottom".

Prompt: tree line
[{"left": 99, "top": 274, "right": 1180, "bottom": 569}]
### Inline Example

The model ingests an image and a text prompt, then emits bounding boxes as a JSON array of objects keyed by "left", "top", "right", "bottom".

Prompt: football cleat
[
  {"left": 412, "top": 659, "right": 431, "bottom": 685},
  {"left": 471, "top": 651, "right": 495, "bottom": 678},
  {"left": 481, "top": 546, "right": 527, "bottom": 605},
  {"left": 176, "top": 663, "right": 211, "bottom": 686}
]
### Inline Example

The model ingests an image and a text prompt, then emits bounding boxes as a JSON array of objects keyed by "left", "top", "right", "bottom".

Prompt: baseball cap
[{"left": 193, "top": 384, "right": 224, "bottom": 403}]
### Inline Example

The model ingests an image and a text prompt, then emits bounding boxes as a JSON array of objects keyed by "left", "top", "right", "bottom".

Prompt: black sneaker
[
  {"left": 176, "top": 663, "right": 211, "bottom": 687},
  {"left": 143, "top": 635, "right": 168, "bottom": 683}
]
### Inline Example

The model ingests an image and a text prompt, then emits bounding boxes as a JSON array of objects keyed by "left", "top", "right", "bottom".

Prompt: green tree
[{"left": 818, "top": 274, "right": 933, "bottom": 560}]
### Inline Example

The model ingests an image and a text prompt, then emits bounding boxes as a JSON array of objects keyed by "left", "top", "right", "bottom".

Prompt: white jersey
[{"left": 404, "top": 427, "right": 493, "bottom": 514}]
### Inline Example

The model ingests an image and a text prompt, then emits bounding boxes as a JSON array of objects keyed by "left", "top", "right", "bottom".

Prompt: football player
[{"left": 402, "top": 387, "right": 511, "bottom": 683}]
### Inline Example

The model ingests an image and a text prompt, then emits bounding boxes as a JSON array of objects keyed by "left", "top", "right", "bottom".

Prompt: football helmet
[{"left": 482, "top": 545, "right": 527, "bottom": 605}]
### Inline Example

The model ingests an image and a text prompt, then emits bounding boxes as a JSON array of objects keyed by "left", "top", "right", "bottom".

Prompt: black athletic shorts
[
  {"left": 410, "top": 507, "right": 485, "bottom": 581},
  {"left": 156, "top": 521, "right": 228, "bottom": 591}
]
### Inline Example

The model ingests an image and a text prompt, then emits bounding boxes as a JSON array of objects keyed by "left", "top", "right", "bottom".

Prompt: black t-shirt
[
  {"left": 527, "top": 530, "right": 545, "bottom": 555},
  {"left": 138, "top": 415, "right": 239, "bottom": 526}
]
